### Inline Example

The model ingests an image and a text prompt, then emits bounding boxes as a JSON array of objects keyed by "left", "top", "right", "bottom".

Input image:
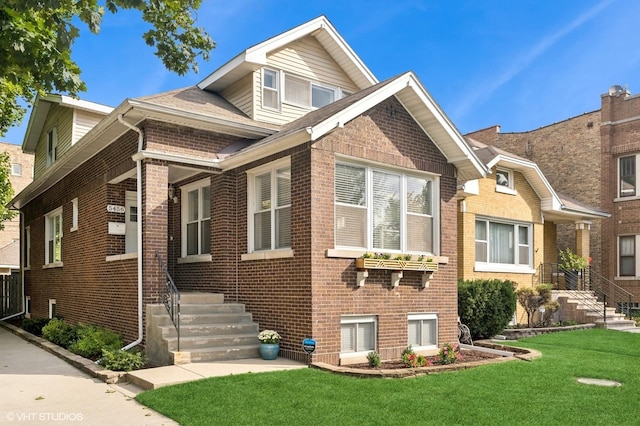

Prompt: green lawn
[{"left": 136, "top": 329, "right": 640, "bottom": 425}]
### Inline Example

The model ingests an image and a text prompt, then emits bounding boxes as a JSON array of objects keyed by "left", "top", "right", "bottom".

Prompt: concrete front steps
[
  {"left": 553, "top": 290, "right": 636, "bottom": 329},
  {"left": 146, "top": 292, "right": 260, "bottom": 366}
]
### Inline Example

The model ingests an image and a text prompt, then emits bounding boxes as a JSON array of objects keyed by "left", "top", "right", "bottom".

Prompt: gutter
[{"left": 117, "top": 114, "right": 144, "bottom": 351}]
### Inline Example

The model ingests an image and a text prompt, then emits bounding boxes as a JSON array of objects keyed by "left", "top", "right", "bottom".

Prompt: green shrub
[
  {"left": 98, "top": 349, "right": 146, "bottom": 371},
  {"left": 41, "top": 318, "right": 78, "bottom": 348},
  {"left": 21, "top": 317, "right": 51, "bottom": 336},
  {"left": 436, "top": 343, "right": 461, "bottom": 365},
  {"left": 458, "top": 279, "right": 517, "bottom": 339},
  {"left": 366, "top": 351, "right": 381, "bottom": 368},
  {"left": 68, "top": 324, "right": 123, "bottom": 360}
]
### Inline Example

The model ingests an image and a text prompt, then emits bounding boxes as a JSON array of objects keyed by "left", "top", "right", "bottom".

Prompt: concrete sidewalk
[{"left": 0, "top": 325, "right": 176, "bottom": 425}]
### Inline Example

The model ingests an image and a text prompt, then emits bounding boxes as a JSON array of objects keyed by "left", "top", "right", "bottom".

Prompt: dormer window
[
  {"left": 283, "top": 73, "right": 343, "bottom": 109},
  {"left": 47, "top": 127, "right": 58, "bottom": 167},
  {"left": 262, "top": 69, "right": 280, "bottom": 110},
  {"left": 495, "top": 168, "right": 516, "bottom": 195}
]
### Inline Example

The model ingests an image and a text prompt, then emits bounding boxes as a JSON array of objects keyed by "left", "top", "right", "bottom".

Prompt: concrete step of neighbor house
[
  {"left": 145, "top": 292, "right": 260, "bottom": 366},
  {"left": 595, "top": 319, "right": 638, "bottom": 330},
  {"left": 553, "top": 290, "right": 629, "bottom": 325}
]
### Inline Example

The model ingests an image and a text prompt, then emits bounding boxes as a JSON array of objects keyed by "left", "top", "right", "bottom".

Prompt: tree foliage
[
  {"left": 0, "top": 0, "right": 215, "bottom": 135},
  {"left": 0, "top": 152, "right": 16, "bottom": 229}
]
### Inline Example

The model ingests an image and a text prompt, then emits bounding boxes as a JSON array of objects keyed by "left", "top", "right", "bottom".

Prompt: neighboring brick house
[
  {"left": 458, "top": 139, "right": 608, "bottom": 323},
  {"left": 467, "top": 85, "right": 640, "bottom": 310},
  {"left": 12, "top": 16, "right": 486, "bottom": 365},
  {"left": 0, "top": 142, "right": 34, "bottom": 274}
]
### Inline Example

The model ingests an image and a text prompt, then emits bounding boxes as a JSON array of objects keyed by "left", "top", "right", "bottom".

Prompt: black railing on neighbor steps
[
  {"left": 156, "top": 250, "right": 180, "bottom": 352},
  {"left": 539, "top": 263, "right": 635, "bottom": 319}
]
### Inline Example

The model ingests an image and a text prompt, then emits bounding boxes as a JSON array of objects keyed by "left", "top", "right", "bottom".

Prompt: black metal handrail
[
  {"left": 540, "top": 263, "right": 635, "bottom": 320},
  {"left": 156, "top": 250, "right": 180, "bottom": 351}
]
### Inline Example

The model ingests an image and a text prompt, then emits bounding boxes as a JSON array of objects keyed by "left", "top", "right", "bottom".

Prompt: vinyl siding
[
  {"left": 221, "top": 73, "right": 253, "bottom": 118},
  {"left": 72, "top": 110, "right": 104, "bottom": 145},
  {"left": 34, "top": 105, "right": 73, "bottom": 179},
  {"left": 254, "top": 36, "right": 359, "bottom": 125}
]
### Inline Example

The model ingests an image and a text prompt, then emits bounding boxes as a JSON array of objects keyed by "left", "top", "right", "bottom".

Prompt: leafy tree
[
  {"left": 0, "top": 152, "right": 16, "bottom": 229},
  {"left": 0, "top": 0, "right": 215, "bottom": 135}
]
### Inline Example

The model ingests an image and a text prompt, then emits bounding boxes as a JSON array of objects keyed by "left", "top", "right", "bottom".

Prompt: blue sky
[{"left": 4, "top": 0, "right": 640, "bottom": 145}]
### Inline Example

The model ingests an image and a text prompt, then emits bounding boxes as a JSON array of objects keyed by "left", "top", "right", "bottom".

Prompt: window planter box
[
  {"left": 355, "top": 258, "right": 438, "bottom": 272},
  {"left": 354, "top": 258, "right": 438, "bottom": 288}
]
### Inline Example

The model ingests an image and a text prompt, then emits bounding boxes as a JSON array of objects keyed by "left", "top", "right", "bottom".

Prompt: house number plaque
[{"left": 107, "top": 204, "right": 126, "bottom": 214}]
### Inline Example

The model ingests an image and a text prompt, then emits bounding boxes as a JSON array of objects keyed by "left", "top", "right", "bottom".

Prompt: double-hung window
[
  {"left": 47, "top": 128, "right": 58, "bottom": 167},
  {"left": 475, "top": 218, "right": 532, "bottom": 271},
  {"left": 45, "top": 208, "right": 63, "bottom": 265},
  {"left": 619, "top": 235, "right": 636, "bottom": 277},
  {"left": 334, "top": 161, "right": 436, "bottom": 253},
  {"left": 341, "top": 315, "right": 376, "bottom": 356},
  {"left": 181, "top": 179, "right": 211, "bottom": 257},
  {"left": 248, "top": 159, "right": 291, "bottom": 252},
  {"left": 262, "top": 69, "right": 280, "bottom": 110},
  {"left": 407, "top": 313, "right": 438, "bottom": 349},
  {"left": 619, "top": 155, "right": 636, "bottom": 198}
]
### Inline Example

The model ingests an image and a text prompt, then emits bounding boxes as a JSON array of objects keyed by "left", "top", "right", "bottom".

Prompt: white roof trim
[{"left": 198, "top": 16, "right": 377, "bottom": 92}]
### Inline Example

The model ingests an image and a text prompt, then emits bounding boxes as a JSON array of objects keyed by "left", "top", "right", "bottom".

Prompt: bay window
[{"left": 334, "top": 161, "right": 436, "bottom": 253}]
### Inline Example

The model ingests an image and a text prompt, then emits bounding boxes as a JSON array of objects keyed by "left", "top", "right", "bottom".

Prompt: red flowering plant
[
  {"left": 401, "top": 345, "right": 432, "bottom": 368},
  {"left": 436, "top": 343, "right": 462, "bottom": 365}
]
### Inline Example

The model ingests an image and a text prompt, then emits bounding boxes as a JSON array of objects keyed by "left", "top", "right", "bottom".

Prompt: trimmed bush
[
  {"left": 458, "top": 279, "right": 517, "bottom": 339},
  {"left": 98, "top": 349, "right": 146, "bottom": 371},
  {"left": 21, "top": 317, "right": 51, "bottom": 336},
  {"left": 68, "top": 324, "right": 123, "bottom": 360},
  {"left": 41, "top": 318, "right": 78, "bottom": 348}
]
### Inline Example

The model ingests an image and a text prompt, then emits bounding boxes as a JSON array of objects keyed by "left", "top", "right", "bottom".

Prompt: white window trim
[
  {"left": 48, "top": 299, "right": 56, "bottom": 319},
  {"left": 124, "top": 191, "right": 137, "bottom": 254},
  {"left": 495, "top": 168, "right": 517, "bottom": 195},
  {"left": 334, "top": 159, "right": 440, "bottom": 256},
  {"left": 246, "top": 157, "right": 291, "bottom": 255},
  {"left": 70, "top": 198, "right": 78, "bottom": 232},
  {"left": 474, "top": 217, "right": 535, "bottom": 274},
  {"left": 46, "top": 127, "right": 58, "bottom": 167},
  {"left": 262, "top": 68, "right": 280, "bottom": 111},
  {"left": 615, "top": 154, "right": 638, "bottom": 201},
  {"left": 407, "top": 313, "right": 438, "bottom": 350},
  {"left": 340, "top": 315, "right": 377, "bottom": 359},
  {"left": 11, "top": 163, "right": 21, "bottom": 176},
  {"left": 282, "top": 72, "right": 344, "bottom": 110},
  {"left": 25, "top": 295, "right": 31, "bottom": 319},
  {"left": 44, "top": 207, "right": 63, "bottom": 268},
  {"left": 180, "top": 178, "right": 211, "bottom": 260}
]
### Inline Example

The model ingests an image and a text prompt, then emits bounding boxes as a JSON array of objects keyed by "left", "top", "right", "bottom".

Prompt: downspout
[
  {"left": 0, "top": 209, "right": 26, "bottom": 321},
  {"left": 117, "top": 113, "right": 144, "bottom": 350}
]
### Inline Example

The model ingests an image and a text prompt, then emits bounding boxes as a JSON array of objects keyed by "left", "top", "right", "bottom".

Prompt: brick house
[
  {"left": 458, "top": 139, "right": 608, "bottom": 323},
  {"left": 467, "top": 85, "right": 640, "bottom": 312},
  {"left": 13, "top": 16, "right": 486, "bottom": 366}
]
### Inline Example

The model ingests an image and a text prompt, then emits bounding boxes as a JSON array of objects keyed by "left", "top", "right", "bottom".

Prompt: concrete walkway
[{"left": 0, "top": 325, "right": 176, "bottom": 425}]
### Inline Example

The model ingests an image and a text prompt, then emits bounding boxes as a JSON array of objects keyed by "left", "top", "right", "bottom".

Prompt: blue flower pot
[{"left": 259, "top": 343, "right": 280, "bottom": 360}]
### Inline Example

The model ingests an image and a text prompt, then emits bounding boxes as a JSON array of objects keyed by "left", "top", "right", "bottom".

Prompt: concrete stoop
[
  {"left": 553, "top": 290, "right": 629, "bottom": 325},
  {"left": 146, "top": 292, "right": 260, "bottom": 366}
]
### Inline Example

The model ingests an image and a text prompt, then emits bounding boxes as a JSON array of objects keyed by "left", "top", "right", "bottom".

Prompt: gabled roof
[
  {"left": 197, "top": 15, "right": 378, "bottom": 93},
  {"left": 220, "top": 72, "right": 487, "bottom": 182},
  {"left": 466, "top": 138, "right": 609, "bottom": 222},
  {"left": 22, "top": 94, "right": 113, "bottom": 153}
]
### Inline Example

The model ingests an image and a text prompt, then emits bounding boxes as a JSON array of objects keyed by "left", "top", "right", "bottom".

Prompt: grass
[{"left": 136, "top": 329, "right": 640, "bottom": 425}]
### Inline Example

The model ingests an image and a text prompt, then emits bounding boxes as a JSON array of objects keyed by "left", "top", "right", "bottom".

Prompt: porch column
[
  {"left": 575, "top": 221, "right": 591, "bottom": 261},
  {"left": 142, "top": 159, "right": 169, "bottom": 305}
]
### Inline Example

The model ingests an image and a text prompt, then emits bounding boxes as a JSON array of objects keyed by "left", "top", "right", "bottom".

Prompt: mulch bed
[{"left": 348, "top": 348, "right": 502, "bottom": 370}]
